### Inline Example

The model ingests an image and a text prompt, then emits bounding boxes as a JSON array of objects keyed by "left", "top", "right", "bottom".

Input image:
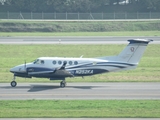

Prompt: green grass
[
  {"left": 0, "top": 100, "right": 159, "bottom": 118},
  {"left": 0, "top": 44, "right": 159, "bottom": 83},
  {"left": 0, "top": 31, "right": 160, "bottom": 36},
  {"left": 0, "top": 20, "right": 159, "bottom": 36},
  {"left": 0, "top": 20, "right": 160, "bottom": 32}
]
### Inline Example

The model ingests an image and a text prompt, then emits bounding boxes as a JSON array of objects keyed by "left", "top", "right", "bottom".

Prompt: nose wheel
[
  {"left": 11, "top": 81, "right": 17, "bottom": 87},
  {"left": 11, "top": 76, "right": 17, "bottom": 87}
]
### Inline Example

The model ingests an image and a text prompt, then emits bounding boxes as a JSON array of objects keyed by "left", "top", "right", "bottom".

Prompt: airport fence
[{"left": 0, "top": 12, "right": 160, "bottom": 20}]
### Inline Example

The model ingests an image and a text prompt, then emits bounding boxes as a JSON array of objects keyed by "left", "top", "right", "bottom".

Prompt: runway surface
[
  {"left": 0, "top": 36, "right": 159, "bottom": 44},
  {"left": 0, "top": 82, "right": 160, "bottom": 100}
]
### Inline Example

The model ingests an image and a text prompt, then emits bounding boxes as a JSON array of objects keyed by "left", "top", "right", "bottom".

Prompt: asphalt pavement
[{"left": 0, "top": 82, "right": 159, "bottom": 100}]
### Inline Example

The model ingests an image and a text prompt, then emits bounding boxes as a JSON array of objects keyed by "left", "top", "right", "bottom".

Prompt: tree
[
  {"left": 4, "top": 0, "right": 160, "bottom": 12},
  {"left": 138, "top": 0, "right": 160, "bottom": 11},
  {"left": 45, "top": 0, "right": 108, "bottom": 12}
]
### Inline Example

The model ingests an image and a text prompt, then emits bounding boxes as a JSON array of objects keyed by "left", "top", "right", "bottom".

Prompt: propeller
[
  {"left": 59, "top": 61, "right": 67, "bottom": 70},
  {"left": 24, "top": 60, "right": 27, "bottom": 72},
  {"left": 23, "top": 60, "right": 27, "bottom": 79}
]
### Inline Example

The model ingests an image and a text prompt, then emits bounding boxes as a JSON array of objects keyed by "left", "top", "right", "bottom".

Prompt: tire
[
  {"left": 60, "top": 82, "right": 65, "bottom": 88},
  {"left": 11, "top": 81, "right": 17, "bottom": 87}
]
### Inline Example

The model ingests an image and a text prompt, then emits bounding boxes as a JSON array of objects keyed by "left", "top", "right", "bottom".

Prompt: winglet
[{"left": 80, "top": 55, "right": 83, "bottom": 58}]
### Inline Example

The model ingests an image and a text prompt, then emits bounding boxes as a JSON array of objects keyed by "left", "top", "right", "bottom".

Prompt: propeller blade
[
  {"left": 24, "top": 60, "right": 27, "bottom": 72},
  {"left": 24, "top": 60, "right": 27, "bottom": 79},
  {"left": 59, "top": 61, "right": 67, "bottom": 70}
]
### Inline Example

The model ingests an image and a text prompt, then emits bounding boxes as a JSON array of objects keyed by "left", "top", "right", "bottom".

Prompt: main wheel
[
  {"left": 11, "top": 81, "right": 17, "bottom": 87},
  {"left": 60, "top": 81, "right": 66, "bottom": 88}
]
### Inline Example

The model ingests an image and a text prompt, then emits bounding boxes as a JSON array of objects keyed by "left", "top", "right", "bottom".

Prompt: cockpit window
[
  {"left": 41, "top": 60, "right": 44, "bottom": 64},
  {"left": 33, "top": 59, "right": 39, "bottom": 64},
  {"left": 33, "top": 59, "right": 44, "bottom": 64}
]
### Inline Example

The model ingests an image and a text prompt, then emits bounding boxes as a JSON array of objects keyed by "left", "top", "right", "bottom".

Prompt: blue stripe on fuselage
[{"left": 67, "top": 62, "right": 136, "bottom": 70}]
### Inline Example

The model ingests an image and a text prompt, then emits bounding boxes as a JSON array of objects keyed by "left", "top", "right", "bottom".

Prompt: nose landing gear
[{"left": 11, "top": 76, "right": 17, "bottom": 87}]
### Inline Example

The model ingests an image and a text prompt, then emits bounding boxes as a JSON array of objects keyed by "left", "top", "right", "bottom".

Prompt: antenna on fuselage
[{"left": 80, "top": 55, "right": 83, "bottom": 58}]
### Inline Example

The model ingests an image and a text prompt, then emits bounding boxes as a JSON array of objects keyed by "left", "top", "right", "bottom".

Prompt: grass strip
[
  {"left": 0, "top": 31, "right": 160, "bottom": 36},
  {"left": 0, "top": 100, "right": 159, "bottom": 118},
  {"left": 0, "top": 20, "right": 160, "bottom": 32}
]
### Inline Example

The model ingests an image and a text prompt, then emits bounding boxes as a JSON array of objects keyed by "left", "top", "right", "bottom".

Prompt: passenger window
[
  {"left": 74, "top": 61, "right": 78, "bottom": 65},
  {"left": 69, "top": 61, "right": 72, "bottom": 65},
  {"left": 53, "top": 60, "right": 56, "bottom": 65},
  {"left": 63, "top": 61, "right": 67, "bottom": 64},
  {"left": 58, "top": 61, "right": 62, "bottom": 65}
]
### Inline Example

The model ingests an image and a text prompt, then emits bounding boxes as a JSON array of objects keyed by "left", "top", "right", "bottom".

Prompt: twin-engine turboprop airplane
[{"left": 10, "top": 39, "right": 153, "bottom": 87}]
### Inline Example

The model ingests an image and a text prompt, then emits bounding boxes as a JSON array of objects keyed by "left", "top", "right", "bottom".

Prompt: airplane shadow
[
  {"left": 28, "top": 85, "right": 100, "bottom": 92},
  {"left": 29, "top": 85, "right": 60, "bottom": 92},
  {"left": 0, "top": 85, "right": 60, "bottom": 92},
  {"left": 1, "top": 84, "right": 102, "bottom": 92}
]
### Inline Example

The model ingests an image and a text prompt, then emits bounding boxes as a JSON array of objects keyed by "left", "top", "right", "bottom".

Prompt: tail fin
[{"left": 117, "top": 39, "right": 153, "bottom": 64}]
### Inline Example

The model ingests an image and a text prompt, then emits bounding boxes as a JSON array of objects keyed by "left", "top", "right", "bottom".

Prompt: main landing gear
[
  {"left": 11, "top": 75, "right": 17, "bottom": 87},
  {"left": 60, "top": 80, "right": 66, "bottom": 88}
]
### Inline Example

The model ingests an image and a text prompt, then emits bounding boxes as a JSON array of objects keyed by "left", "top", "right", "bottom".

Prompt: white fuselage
[{"left": 10, "top": 56, "right": 137, "bottom": 79}]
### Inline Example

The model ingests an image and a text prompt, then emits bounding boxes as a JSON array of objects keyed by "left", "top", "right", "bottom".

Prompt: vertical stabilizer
[{"left": 117, "top": 39, "right": 153, "bottom": 64}]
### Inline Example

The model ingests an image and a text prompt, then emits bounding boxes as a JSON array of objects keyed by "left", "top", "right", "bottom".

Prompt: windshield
[{"left": 33, "top": 59, "right": 44, "bottom": 64}]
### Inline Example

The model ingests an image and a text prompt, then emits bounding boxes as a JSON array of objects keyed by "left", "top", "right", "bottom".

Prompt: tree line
[{"left": 2, "top": 0, "right": 160, "bottom": 12}]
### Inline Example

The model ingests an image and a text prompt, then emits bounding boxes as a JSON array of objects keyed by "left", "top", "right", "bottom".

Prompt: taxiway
[{"left": 0, "top": 36, "right": 159, "bottom": 44}]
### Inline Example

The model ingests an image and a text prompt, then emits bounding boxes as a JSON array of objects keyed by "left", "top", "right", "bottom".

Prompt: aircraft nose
[
  {"left": 10, "top": 65, "right": 25, "bottom": 73},
  {"left": 10, "top": 67, "right": 16, "bottom": 73}
]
